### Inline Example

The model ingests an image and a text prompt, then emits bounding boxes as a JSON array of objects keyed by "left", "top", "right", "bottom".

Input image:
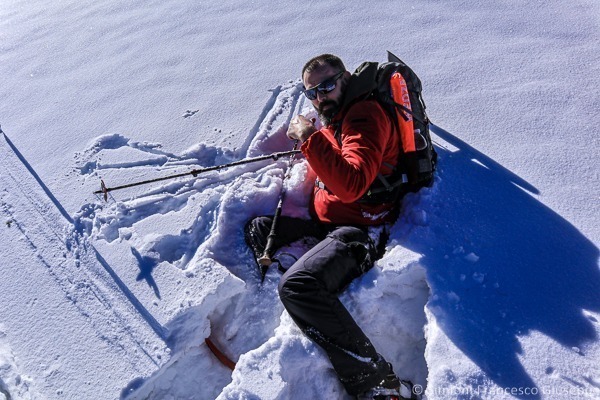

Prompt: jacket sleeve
[{"left": 301, "top": 100, "right": 393, "bottom": 203}]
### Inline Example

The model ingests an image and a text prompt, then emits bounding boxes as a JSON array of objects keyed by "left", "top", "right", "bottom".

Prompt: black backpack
[{"left": 355, "top": 51, "right": 437, "bottom": 204}]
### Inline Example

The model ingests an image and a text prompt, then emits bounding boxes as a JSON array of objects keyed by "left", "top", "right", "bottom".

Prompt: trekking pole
[
  {"left": 257, "top": 139, "right": 300, "bottom": 282},
  {"left": 94, "top": 149, "right": 301, "bottom": 201}
]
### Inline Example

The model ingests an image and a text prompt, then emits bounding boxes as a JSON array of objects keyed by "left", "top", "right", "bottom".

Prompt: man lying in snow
[{"left": 245, "top": 54, "right": 421, "bottom": 400}]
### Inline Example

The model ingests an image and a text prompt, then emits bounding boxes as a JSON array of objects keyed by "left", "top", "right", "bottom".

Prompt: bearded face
[
  {"left": 302, "top": 65, "right": 349, "bottom": 126},
  {"left": 317, "top": 99, "right": 341, "bottom": 126}
]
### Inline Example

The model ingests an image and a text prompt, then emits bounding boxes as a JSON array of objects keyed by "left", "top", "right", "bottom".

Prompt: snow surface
[{"left": 1, "top": 0, "right": 599, "bottom": 399}]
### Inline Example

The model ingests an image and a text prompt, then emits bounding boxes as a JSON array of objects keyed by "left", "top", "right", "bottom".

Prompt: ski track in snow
[
  {"left": 0, "top": 134, "right": 171, "bottom": 399},
  {"left": 1, "top": 138, "right": 166, "bottom": 355}
]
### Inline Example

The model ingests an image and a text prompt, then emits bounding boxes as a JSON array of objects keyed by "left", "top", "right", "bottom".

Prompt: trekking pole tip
[
  {"left": 257, "top": 256, "right": 273, "bottom": 283},
  {"left": 259, "top": 265, "right": 269, "bottom": 283},
  {"left": 258, "top": 255, "right": 273, "bottom": 267}
]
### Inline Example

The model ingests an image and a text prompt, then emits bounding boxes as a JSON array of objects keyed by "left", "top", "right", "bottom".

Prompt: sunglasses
[{"left": 302, "top": 71, "right": 344, "bottom": 100}]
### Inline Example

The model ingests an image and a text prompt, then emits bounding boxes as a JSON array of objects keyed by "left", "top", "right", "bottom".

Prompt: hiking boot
[{"left": 356, "top": 368, "right": 419, "bottom": 400}]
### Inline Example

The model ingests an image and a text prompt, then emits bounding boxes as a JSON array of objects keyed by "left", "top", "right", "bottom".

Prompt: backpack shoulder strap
[{"left": 340, "top": 61, "right": 379, "bottom": 109}]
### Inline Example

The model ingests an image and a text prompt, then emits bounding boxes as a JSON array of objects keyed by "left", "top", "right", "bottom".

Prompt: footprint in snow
[{"left": 182, "top": 109, "right": 199, "bottom": 118}]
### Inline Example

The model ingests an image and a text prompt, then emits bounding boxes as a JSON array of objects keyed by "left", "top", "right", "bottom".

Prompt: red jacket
[{"left": 301, "top": 98, "right": 400, "bottom": 226}]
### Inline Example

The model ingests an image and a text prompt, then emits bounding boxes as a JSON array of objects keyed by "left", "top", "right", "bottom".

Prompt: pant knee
[
  {"left": 278, "top": 268, "right": 319, "bottom": 304},
  {"left": 327, "top": 227, "right": 376, "bottom": 274},
  {"left": 278, "top": 269, "right": 300, "bottom": 300}
]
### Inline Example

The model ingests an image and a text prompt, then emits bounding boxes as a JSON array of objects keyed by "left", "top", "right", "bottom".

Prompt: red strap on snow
[
  {"left": 205, "top": 338, "right": 236, "bottom": 370},
  {"left": 389, "top": 72, "right": 416, "bottom": 153}
]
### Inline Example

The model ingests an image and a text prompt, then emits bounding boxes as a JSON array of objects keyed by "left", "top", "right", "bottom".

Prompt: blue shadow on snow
[
  {"left": 131, "top": 247, "right": 162, "bottom": 300},
  {"left": 401, "top": 124, "right": 600, "bottom": 398}
]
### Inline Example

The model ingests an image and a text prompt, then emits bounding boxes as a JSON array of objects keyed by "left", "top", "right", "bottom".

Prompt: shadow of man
[{"left": 395, "top": 124, "right": 600, "bottom": 398}]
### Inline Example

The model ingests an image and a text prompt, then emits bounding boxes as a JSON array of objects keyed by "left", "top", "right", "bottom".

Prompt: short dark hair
[{"left": 302, "top": 54, "right": 346, "bottom": 77}]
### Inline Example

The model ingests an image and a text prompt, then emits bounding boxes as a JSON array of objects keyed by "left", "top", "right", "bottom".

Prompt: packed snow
[{"left": 0, "top": 0, "right": 599, "bottom": 399}]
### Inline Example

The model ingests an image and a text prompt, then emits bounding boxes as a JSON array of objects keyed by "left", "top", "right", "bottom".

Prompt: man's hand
[{"left": 287, "top": 116, "right": 317, "bottom": 142}]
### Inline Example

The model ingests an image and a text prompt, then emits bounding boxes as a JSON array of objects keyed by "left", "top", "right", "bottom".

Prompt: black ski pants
[{"left": 245, "top": 216, "right": 391, "bottom": 395}]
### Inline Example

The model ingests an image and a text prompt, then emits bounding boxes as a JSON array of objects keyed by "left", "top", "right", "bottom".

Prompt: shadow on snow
[{"left": 408, "top": 124, "right": 599, "bottom": 398}]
